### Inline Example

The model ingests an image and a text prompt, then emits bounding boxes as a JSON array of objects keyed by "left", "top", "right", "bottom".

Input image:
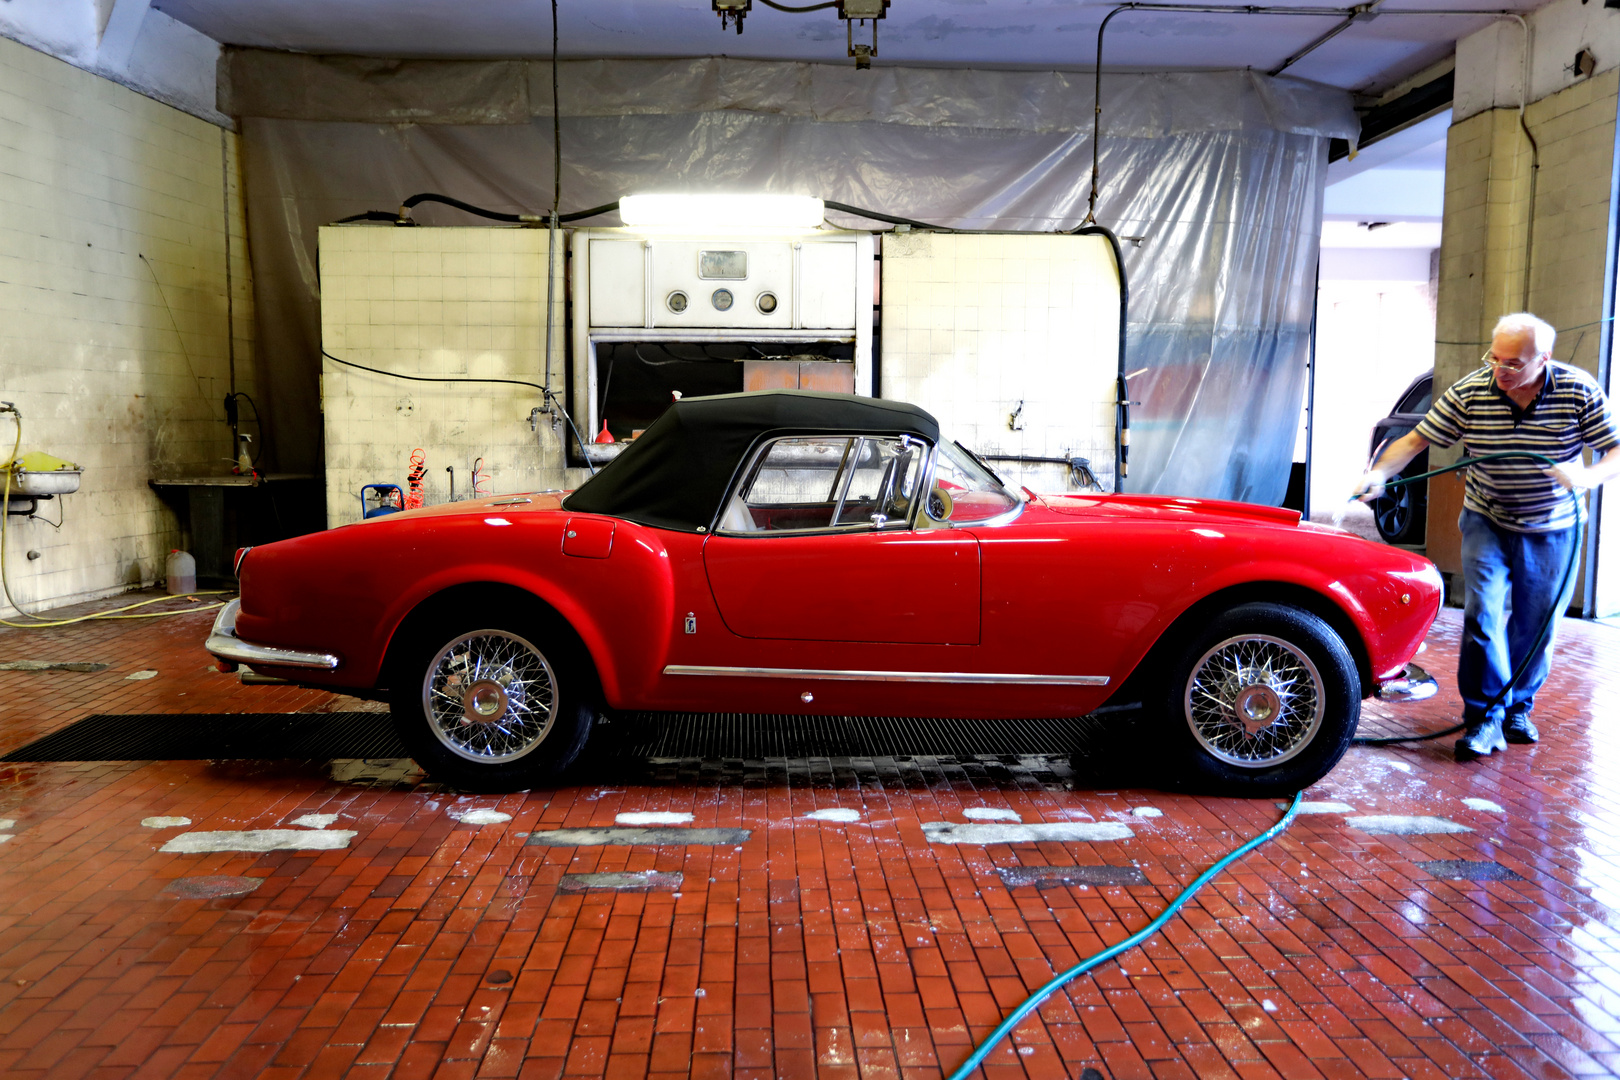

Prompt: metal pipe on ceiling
[{"left": 1085, "top": 3, "right": 1531, "bottom": 225}]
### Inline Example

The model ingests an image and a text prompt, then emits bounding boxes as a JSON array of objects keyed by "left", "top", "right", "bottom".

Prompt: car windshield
[{"left": 926, "top": 441, "right": 1022, "bottom": 524}]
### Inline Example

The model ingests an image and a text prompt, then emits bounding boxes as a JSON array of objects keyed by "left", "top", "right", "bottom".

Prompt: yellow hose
[{"left": 1, "top": 408, "right": 230, "bottom": 629}]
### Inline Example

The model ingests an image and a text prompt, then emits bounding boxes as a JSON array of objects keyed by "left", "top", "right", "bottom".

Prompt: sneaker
[
  {"left": 1455, "top": 718, "right": 1507, "bottom": 761},
  {"left": 1504, "top": 715, "right": 1539, "bottom": 744}
]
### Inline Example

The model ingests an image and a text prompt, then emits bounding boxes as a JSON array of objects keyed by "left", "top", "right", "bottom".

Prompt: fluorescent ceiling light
[{"left": 619, "top": 194, "right": 825, "bottom": 229}]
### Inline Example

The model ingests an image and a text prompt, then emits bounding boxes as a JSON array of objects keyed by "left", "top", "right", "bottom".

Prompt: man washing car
[{"left": 1356, "top": 313, "right": 1620, "bottom": 761}]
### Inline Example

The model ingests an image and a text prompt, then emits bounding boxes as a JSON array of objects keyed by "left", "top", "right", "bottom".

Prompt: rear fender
[{"left": 374, "top": 535, "right": 674, "bottom": 706}]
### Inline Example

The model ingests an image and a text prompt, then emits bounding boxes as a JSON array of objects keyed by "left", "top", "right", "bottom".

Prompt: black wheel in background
[{"left": 1372, "top": 452, "right": 1428, "bottom": 545}]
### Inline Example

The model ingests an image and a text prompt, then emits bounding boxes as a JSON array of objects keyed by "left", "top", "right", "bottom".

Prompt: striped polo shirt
[{"left": 1415, "top": 361, "right": 1620, "bottom": 533}]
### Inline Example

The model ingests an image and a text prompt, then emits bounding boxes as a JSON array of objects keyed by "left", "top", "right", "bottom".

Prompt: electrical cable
[
  {"left": 138, "top": 253, "right": 216, "bottom": 415},
  {"left": 225, "top": 391, "right": 267, "bottom": 469},
  {"left": 1346, "top": 449, "right": 1583, "bottom": 747},
  {"left": 320, "top": 349, "right": 597, "bottom": 476},
  {"left": 334, "top": 196, "right": 621, "bottom": 229},
  {"left": 945, "top": 792, "right": 1304, "bottom": 1080},
  {"left": 758, "top": 0, "right": 839, "bottom": 11},
  {"left": 823, "top": 199, "right": 948, "bottom": 231},
  {"left": 1084, "top": 4, "right": 1535, "bottom": 225}
]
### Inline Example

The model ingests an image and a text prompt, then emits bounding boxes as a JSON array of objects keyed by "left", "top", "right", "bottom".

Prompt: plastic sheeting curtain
[{"left": 230, "top": 53, "right": 1354, "bottom": 505}]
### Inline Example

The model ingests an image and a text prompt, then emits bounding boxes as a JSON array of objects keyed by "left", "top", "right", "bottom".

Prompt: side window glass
[
  {"left": 721, "top": 436, "right": 923, "bottom": 533},
  {"left": 1398, "top": 380, "right": 1432, "bottom": 415},
  {"left": 832, "top": 438, "right": 923, "bottom": 526},
  {"left": 725, "top": 436, "right": 851, "bottom": 531}
]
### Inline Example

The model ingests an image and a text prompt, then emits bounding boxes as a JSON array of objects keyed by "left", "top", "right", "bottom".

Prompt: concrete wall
[
  {"left": 0, "top": 32, "right": 250, "bottom": 615},
  {"left": 879, "top": 232, "right": 1122, "bottom": 494},
  {"left": 1434, "top": 0, "right": 1618, "bottom": 608},
  {"left": 319, "top": 226, "right": 575, "bottom": 528}
]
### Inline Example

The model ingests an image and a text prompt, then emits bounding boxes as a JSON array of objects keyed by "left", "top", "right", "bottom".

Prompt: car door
[{"left": 702, "top": 435, "right": 980, "bottom": 645}]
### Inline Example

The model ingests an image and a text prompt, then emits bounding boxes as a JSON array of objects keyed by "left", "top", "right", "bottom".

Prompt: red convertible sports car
[{"left": 207, "top": 390, "right": 1442, "bottom": 794}]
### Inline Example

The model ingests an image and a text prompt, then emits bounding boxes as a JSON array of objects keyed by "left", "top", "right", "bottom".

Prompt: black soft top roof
[{"left": 562, "top": 390, "right": 941, "bottom": 533}]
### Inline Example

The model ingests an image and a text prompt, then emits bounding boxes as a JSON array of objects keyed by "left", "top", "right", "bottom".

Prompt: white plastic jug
[{"left": 166, "top": 549, "right": 196, "bottom": 595}]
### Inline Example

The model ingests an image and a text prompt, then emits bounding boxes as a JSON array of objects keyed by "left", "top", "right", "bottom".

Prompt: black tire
[
  {"left": 1372, "top": 453, "right": 1428, "bottom": 545},
  {"left": 1159, "top": 602, "right": 1359, "bottom": 796},
  {"left": 388, "top": 614, "right": 596, "bottom": 792}
]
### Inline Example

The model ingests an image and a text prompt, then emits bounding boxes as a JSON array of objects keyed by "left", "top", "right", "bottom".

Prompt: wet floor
[{"left": 2, "top": 596, "right": 1619, "bottom": 1079}]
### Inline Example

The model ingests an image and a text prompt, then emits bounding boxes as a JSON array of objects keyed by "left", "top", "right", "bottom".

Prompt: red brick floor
[{"left": 2, "top": 593, "right": 1620, "bottom": 1079}]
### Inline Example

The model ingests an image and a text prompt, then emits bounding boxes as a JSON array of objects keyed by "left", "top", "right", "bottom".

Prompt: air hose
[
  {"left": 1348, "top": 449, "right": 1582, "bottom": 747},
  {"left": 945, "top": 793, "right": 1304, "bottom": 1080}
]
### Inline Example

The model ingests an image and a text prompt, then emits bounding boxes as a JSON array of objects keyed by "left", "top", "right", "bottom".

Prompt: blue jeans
[{"left": 1458, "top": 509, "right": 1578, "bottom": 728}]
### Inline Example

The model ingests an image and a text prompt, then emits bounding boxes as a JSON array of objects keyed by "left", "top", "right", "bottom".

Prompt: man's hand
[
  {"left": 1353, "top": 468, "right": 1388, "bottom": 503},
  {"left": 1544, "top": 459, "right": 1594, "bottom": 492}
]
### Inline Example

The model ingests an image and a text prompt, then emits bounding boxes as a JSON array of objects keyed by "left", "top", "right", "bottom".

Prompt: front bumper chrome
[
  {"left": 1375, "top": 661, "right": 1438, "bottom": 704},
  {"left": 205, "top": 599, "right": 340, "bottom": 671}
]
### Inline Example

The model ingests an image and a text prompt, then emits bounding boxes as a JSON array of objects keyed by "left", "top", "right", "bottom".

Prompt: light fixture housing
[
  {"left": 713, "top": 0, "right": 751, "bottom": 33},
  {"left": 618, "top": 194, "right": 826, "bottom": 229}
]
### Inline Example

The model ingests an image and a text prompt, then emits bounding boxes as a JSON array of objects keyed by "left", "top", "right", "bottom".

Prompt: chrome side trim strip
[
  {"left": 663, "top": 664, "right": 1108, "bottom": 686},
  {"left": 205, "top": 599, "right": 341, "bottom": 671}
]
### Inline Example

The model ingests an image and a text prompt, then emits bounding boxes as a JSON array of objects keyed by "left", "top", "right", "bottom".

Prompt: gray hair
[{"left": 1493, "top": 312, "right": 1555, "bottom": 356}]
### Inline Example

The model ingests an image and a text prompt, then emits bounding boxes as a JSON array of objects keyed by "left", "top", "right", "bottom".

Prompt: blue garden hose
[{"left": 945, "top": 792, "right": 1304, "bottom": 1080}]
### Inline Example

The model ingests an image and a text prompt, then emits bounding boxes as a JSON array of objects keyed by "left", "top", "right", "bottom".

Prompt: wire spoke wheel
[
  {"left": 1184, "top": 633, "right": 1324, "bottom": 768},
  {"left": 422, "top": 629, "right": 558, "bottom": 764}
]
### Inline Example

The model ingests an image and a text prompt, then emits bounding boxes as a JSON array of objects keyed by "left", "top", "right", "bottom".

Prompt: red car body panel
[
  {"left": 230, "top": 486, "right": 1441, "bottom": 721},
  {"left": 703, "top": 531, "right": 981, "bottom": 644}
]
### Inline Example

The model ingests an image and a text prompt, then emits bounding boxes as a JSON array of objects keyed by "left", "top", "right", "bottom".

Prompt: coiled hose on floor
[
  {"left": 1347, "top": 449, "right": 1580, "bottom": 747},
  {"left": 945, "top": 793, "right": 1304, "bottom": 1080}
]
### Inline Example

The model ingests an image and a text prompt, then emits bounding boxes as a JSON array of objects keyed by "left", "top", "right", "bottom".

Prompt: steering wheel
[{"left": 928, "top": 484, "right": 954, "bottom": 521}]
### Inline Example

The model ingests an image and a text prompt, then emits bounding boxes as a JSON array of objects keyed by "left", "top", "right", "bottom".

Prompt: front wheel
[
  {"left": 1160, "top": 602, "right": 1359, "bottom": 796},
  {"left": 389, "top": 622, "right": 595, "bottom": 792}
]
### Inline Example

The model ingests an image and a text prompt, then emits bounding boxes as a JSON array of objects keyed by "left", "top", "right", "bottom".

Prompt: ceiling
[
  {"left": 1324, "top": 108, "right": 1449, "bottom": 224},
  {"left": 152, "top": 0, "right": 1542, "bottom": 96}
]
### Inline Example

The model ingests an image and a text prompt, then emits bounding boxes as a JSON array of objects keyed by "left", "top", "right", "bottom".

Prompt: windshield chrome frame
[{"left": 919, "top": 440, "right": 1026, "bottom": 529}]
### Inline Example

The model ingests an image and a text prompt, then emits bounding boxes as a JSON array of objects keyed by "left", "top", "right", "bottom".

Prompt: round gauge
[
  {"left": 756, "top": 292, "right": 779, "bottom": 314},
  {"left": 711, "top": 288, "right": 734, "bottom": 312},
  {"left": 666, "top": 290, "right": 689, "bottom": 314}
]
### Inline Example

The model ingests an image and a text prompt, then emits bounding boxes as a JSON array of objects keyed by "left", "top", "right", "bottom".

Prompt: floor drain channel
[
  {"left": 998, "top": 865, "right": 1148, "bottom": 888},
  {"left": 1416, "top": 859, "right": 1524, "bottom": 882}
]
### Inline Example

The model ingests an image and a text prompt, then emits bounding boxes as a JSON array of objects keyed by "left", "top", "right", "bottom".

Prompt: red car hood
[{"left": 1033, "top": 492, "right": 1303, "bottom": 528}]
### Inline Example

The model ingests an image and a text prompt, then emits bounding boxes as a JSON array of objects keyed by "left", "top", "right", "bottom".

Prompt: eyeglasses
[{"left": 1481, "top": 350, "right": 1541, "bottom": 374}]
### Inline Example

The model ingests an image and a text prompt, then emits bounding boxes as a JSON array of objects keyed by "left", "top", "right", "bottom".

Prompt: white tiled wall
[
  {"left": 319, "top": 225, "right": 580, "bottom": 527},
  {"left": 0, "top": 34, "right": 250, "bottom": 615},
  {"left": 880, "top": 232, "right": 1122, "bottom": 493}
]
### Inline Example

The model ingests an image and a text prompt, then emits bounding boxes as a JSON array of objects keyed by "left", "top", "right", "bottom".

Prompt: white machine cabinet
[{"left": 571, "top": 228, "right": 874, "bottom": 462}]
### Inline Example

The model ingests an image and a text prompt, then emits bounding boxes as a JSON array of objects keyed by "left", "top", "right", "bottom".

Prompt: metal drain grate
[
  {"left": 998, "top": 865, "right": 1149, "bottom": 889},
  {"left": 1, "top": 712, "right": 405, "bottom": 762},
  {"left": 1416, "top": 859, "right": 1525, "bottom": 882},
  {"left": 596, "top": 712, "right": 1089, "bottom": 758},
  {"left": 3, "top": 710, "right": 1098, "bottom": 766}
]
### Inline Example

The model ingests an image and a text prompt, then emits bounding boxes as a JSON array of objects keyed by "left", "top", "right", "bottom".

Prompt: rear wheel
[
  {"left": 389, "top": 619, "right": 595, "bottom": 791},
  {"left": 1160, "top": 603, "right": 1358, "bottom": 795}
]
